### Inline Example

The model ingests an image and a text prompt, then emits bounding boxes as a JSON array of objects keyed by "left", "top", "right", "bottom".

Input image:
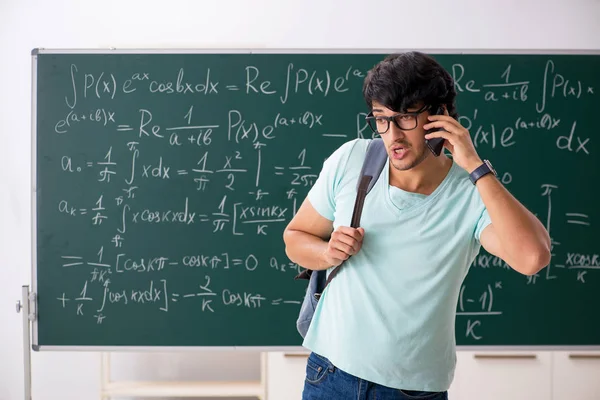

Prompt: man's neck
[{"left": 389, "top": 154, "right": 453, "bottom": 195}]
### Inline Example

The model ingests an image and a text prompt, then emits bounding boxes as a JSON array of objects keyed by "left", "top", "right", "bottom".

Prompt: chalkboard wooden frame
[{"left": 30, "top": 48, "right": 600, "bottom": 351}]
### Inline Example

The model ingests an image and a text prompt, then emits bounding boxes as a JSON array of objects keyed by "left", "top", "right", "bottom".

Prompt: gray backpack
[{"left": 294, "top": 138, "right": 387, "bottom": 338}]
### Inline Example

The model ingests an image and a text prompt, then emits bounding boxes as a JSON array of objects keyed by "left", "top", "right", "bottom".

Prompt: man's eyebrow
[{"left": 372, "top": 108, "right": 405, "bottom": 115}]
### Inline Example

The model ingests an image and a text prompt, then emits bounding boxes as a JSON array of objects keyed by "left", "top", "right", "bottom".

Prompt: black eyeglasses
[{"left": 365, "top": 105, "right": 429, "bottom": 134}]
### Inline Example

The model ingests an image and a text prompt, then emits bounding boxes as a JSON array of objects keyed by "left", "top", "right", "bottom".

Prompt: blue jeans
[{"left": 302, "top": 352, "right": 449, "bottom": 400}]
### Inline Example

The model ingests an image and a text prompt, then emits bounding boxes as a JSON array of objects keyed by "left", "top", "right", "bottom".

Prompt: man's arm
[
  {"left": 424, "top": 114, "right": 551, "bottom": 276},
  {"left": 472, "top": 173, "right": 551, "bottom": 276},
  {"left": 283, "top": 199, "right": 364, "bottom": 270}
]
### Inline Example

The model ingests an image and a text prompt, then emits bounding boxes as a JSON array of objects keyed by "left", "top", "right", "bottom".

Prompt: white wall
[{"left": 1, "top": 0, "right": 599, "bottom": 399}]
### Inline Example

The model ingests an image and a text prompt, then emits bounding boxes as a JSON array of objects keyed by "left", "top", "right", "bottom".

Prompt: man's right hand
[{"left": 323, "top": 226, "right": 365, "bottom": 267}]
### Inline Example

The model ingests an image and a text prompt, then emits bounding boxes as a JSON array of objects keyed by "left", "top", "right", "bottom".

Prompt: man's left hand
[{"left": 423, "top": 115, "right": 484, "bottom": 173}]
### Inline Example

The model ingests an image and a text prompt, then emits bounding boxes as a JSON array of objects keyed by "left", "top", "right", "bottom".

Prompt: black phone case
[{"left": 425, "top": 105, "right": 445, "bottom": 157}]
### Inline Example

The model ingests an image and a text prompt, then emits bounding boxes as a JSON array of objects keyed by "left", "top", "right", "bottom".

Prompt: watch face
[{"left": 484, "top": 160, "right": 497, "bottom": 176}]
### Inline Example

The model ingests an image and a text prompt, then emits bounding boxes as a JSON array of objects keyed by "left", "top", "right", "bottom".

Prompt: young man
[{"left": 282, "top": 52, "right": 551, "bottom": 400}]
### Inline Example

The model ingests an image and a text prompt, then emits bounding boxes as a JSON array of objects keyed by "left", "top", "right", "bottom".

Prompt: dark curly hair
[{"left": 362, "top": 51, "right": 458, "bottom": 119}]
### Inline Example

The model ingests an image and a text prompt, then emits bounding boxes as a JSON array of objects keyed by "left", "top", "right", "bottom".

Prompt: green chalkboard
[{"left": 32, "top": 49, "right": 600, "bottom": 349}]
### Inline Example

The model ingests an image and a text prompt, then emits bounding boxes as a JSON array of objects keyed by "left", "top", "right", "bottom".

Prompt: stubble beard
[{"left": 389, "top": 147, "right": 429, "bottom": 171}]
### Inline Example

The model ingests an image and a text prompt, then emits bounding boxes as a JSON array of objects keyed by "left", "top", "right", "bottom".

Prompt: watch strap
[{"left": 469, "top": 161, "right": 494, "bottom": 184}]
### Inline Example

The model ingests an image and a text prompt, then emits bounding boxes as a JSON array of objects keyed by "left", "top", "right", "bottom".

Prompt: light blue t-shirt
[{"left": 303, "top": 138, "right": 492, "bottom": 392}]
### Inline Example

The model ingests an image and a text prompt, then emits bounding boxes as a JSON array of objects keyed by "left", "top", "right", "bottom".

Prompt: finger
[
  {"left": 425, "top": 116, "right": 464, "bottom": 132},
  {"left": 328, "top": 248, "right": 349, "bottom": 262},
  {"left": 423, "top": 121, "right": 462, "bottom": 135},
  {"left": 332, "top": 240, "right": 354, "bottom": 255},
  {"left": 336, "top": 233, "right": 363, "bottom": 255},
  {"left": 331, "top": 232, "right": 360, "bottom": 255},
  {"left": 354, "top": 239, "right": 363, "bottom": 253},
  {"left": 331, "top": 232, "right": 355, "bottom": 250},
  {"left": 352, "top": 227, "right": 365, "bottom": 242},
  {"left": 332, "top": 230, "right": 356, "bottom": 247},
  {"left": 443, "top": 140, "right": 455, "bottom": 154},
  {"left": 337, "top": 226, "right": 364, "bottom": 242},
  {"left": 426, "top": 115, "right": 455, "bottom": 125},
  {"left": 336, "top": 226, "right": 358, "bottom": 236},
  {"left": 342, "top": 235, "right": 364, "bottom": 255},
  {"left": 427, "top": 114, "right": 457, "bottom": 124}
]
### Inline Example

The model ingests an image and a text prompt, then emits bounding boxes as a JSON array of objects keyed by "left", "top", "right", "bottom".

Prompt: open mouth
[{"left": 391, "top": 146, "right": 409, "bottom": 159}]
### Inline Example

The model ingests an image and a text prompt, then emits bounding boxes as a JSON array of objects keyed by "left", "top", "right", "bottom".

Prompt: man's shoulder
[
  {"left": 322, "top": 138, "right": 371, "bottom": 170},
  {"left": 330, "top": 138, "right": 371, "bottom": 157}
]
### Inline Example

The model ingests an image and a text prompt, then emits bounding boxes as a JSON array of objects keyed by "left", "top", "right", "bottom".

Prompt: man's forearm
[
  {"left": 284, "top": 230, "right": 332, "bottom": 270},
  {"left": 474, "top": 172, "right": 551, "bottom": 271}
]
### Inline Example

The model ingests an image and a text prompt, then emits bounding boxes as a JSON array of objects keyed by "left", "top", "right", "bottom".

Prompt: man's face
[{"left": 370, "top": 101, "right": 432, "bottom": 172}]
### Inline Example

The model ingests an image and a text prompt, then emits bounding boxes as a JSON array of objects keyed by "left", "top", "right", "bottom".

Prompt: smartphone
[{"left": 425, "top": 105, "right": 446, "bottom": 157}]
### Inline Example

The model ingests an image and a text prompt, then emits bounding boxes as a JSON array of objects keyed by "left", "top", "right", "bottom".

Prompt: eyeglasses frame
[{"left": 365, "top": 104, "right": 431, "bottom": 134}]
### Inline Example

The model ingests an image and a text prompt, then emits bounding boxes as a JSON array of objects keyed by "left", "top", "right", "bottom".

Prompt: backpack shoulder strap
[
  {"left": 350, "top": 138, "right": 387, "bottom": 228},
  {"left": 321, "top": 139, "right": 387, "bottom": 291},
  {"left": 357, "top": 138, "right": 387, "bottom": 196}
]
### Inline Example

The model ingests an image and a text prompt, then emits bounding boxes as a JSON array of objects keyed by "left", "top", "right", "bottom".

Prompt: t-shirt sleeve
[
  {"left": 306, "top": 140, "right": 358, "bottom": 221},
  {"left": 474, "top": 207, "right": 492, "bottom": 243}
]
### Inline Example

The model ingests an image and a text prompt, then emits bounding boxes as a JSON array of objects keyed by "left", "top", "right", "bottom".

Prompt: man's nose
[{"left": 388, "top": 121, "right": 407, "bottom": 139}]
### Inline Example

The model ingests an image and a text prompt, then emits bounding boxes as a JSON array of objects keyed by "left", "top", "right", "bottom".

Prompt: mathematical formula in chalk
[{"left": 35, "top": 53, "right": 599, "bottom": 345}]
